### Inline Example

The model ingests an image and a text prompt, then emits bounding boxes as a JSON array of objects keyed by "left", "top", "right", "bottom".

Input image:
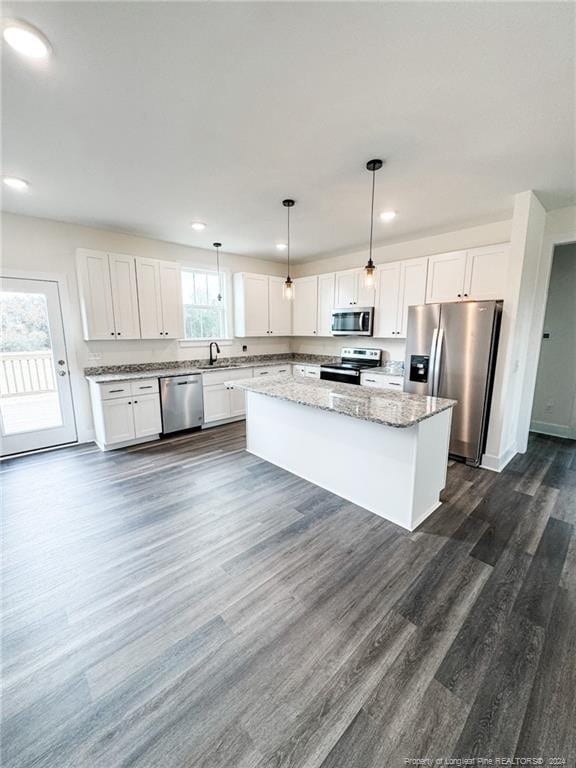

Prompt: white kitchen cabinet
[
  {"left": 136, "top": 258, "right": 183, "bottom": 338},
  {"left": 77, "top": 249, "right": 119, "bottom": 340},
  {"left": 293, "top": 364, "right": 321, "bottom": 379},
  {"left": 132, "top": 393, "right": 163, "bottom": 437},
  {"left": 398, "top": 258, "right": 428, "bottom": 336},
  {"left": 202, "top": 367, "right": 254, "bottom": 425},
  {"left": 335, "top": 269, "right": 375, "bottom": 307},
  {"left": 268, "top": 276, "right": 292, "bottom": 335},
  {"left": 159, "top": 261, "right": 184, "bottom": 337},
  {"left": 89, "top": 378, "right": 162, "bottom": 450},
  {"left": 108, "top": 253, "right": 141, "bottom": 339},
  {"left": 464, "top": 244, "right": 509, "bottom": 300},
  {"left": 374, "top": 263, "right": 402, "bottom": 338},
  {"left": 360, "top": 372, "right": 404, "bottom": 391},
  {"left": 425, "top": 251, "right": 468, "bottom": 304},
  {"left": 317, "top": 273, "right": 335, "bottom": 336},
  {"left": 292, "top": 276, "right": 319, "bottom": 336},
  {"left": 425, "top": 245, "right": 508, "bottom": 304},
  {"left": 253, "top": 364, "right": 291, "bottom": 377},
  {"left": 374, "top": 257, "right": 427, "bottom": 338},
  {"left": 233, "top": 273, "right": 292, "bottom": 337}
]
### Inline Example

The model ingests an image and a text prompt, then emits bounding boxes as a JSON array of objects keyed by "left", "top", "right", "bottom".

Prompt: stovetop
[{"left": 320, "top": 361, "right": 373, "bottom": 371}]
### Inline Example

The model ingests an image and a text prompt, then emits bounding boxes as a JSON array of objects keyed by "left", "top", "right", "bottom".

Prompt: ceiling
[{"left": 2, "top": 2, "right": 574, "bottom": 262}]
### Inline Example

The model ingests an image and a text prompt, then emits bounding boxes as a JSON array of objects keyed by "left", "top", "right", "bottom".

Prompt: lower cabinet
[
  {"left": 90, "top": 378, "right": 162, "bottom": 450},
  {"left": 293, "top": 364, "right": 321, "bottom": 379},
  {"left": 202, "top": 368, "right": 254, "bottom": 425},
  {"left": 360, "top": 373, "right": 404, "bottom": 391}
]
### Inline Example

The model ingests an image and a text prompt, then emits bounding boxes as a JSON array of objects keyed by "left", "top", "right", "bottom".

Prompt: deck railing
[{"left": 0, "top": 351, "right": 56, "bottom": 396}]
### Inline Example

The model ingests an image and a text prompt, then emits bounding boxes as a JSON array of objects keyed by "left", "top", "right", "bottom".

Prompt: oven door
[
  {"left": 331, "top": 307, "right": 374, "bottom": 336},
  {"left": 320, "top": 367, "right": 362, "bottom": 385}
]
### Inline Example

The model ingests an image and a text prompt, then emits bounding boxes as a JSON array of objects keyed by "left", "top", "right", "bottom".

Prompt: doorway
[
  {"left": 530, "top": 243, "right": 576, "bottom": 440},
  {"left": 0, "top": 277, "right": 77, "bottom": 456}
]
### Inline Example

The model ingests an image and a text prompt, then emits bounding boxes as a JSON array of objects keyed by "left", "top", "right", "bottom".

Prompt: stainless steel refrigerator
[{"left": 404, "top": 301, "right": 502, "bottom": 466}]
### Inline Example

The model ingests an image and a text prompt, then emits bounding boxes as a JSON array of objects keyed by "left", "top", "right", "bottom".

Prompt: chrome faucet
[{"left": 209, "top": 341, "right": 221, "bottom": 366}]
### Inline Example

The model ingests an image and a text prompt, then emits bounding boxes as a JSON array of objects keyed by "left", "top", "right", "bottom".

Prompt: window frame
[{"left": 179, "top": 267, "right": 233, "bottom": 347}]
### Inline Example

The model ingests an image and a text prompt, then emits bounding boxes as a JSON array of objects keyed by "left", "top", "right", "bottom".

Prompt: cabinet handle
[
  {"left": 128, "top": 401, "right": 132, "bottom": 405},
  {"left": 117, "top": 332, "right": 122, "bottom": 336},
  {"left": 138, "top": 385, "right": 153, "bottom": 390},
  {"left": 109, "top": 389, "right": 125, "bottom": 393},
  {"left": 464, "top": 293, "right": 468, "bottom": 297},
  {"left": 457, "top": 293, "right": 462, "bottom": 298},
  {"left": 133, "top": 400, "right": 138, "bottom": 404},
  {"left": 110, "top": 332, "right": 115, "bottom": 336},
  {"left": 365, "top": 378, "right": 376, "bottom": 383}
]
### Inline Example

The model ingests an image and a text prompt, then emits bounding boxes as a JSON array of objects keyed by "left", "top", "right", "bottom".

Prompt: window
[{"left": 181, "top": 269, "right": 228, "bottom": 340}]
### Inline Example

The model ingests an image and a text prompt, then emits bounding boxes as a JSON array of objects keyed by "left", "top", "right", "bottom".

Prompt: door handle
[
  {"left": 428, "top": 328, "right": 438, "bottom": 396},
  {"left": 432, "top": 329, "right": 444, "bottom": 397},
  {"left": 57, "top": 370, "right": 67, "bottom": 377},
  {"left": 57, "top": 359, "right": 66, "bottom": 366}
]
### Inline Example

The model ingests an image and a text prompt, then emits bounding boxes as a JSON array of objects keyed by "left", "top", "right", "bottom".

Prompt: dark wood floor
[{"left": 2, "top": 423, "right": 575, "bottom": 767}]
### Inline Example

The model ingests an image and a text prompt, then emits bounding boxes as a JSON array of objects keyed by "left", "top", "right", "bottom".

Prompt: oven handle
[{"left": 321, "top": 367, "right": 360, "bottom": 377}]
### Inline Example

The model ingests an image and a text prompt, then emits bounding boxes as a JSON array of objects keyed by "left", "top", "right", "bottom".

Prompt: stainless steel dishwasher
[{"left": 160, "top": 373, "right": 204, "bottom": 434}]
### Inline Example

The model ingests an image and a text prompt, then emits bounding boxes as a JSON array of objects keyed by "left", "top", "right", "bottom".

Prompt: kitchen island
[{"left": 227, "top": 375, "right": 456, "bottom": 531}]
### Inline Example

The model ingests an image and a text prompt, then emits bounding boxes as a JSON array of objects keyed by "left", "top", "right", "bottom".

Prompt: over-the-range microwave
[{"left": 330, "top": 307, "right": 374, "bottom": 336}]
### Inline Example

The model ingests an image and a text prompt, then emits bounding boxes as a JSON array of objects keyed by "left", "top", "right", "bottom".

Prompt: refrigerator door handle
[
  {"left": 428, "top": 328, "right": 439, "bottom": 396},
  {"left": 432, "top": 328, "right": 444, "bottom": 396}
]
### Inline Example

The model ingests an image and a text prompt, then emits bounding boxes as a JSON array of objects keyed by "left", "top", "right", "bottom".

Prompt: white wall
[
  {"left": 1, "top": 212, "right": 287, "bottom": 441},
  {"left": 531, "top": 243, "right": 576, "bottom": 439}
]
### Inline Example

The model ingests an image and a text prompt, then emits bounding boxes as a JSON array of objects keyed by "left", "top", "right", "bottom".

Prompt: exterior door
[{"left": 0, "top": 277, "right": 77, "bottom": 455}]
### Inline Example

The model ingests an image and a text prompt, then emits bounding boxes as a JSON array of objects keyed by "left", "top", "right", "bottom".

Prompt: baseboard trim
[
  {"left": 481, "top": 444, "right": 517, "bottom": 473},
  {"left": 530, "top": 421, "right": 576, "bottom": 440}
]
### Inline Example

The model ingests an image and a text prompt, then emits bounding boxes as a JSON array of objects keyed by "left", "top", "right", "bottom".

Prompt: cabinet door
[
  {"left": 136, "top": 258, "right": 163, "bottom": 339},
  {"left": 397, "top": 257, "right": 428, "bottom": 337},
  {"left": 229, "top": 386, "right": 246, "bottom": 417},
  {"left": 464, "top": 245, "right": 509, "bottom": 301},
  {"left": 203, "top": 384, "right": 231, "bottom": 423},
  {"left": 109, "top": 253, "right": 141, "bottom": 339},
  {"left": 317, "top": 273, "right": 335, "bottom": 336},
  {"left": 268, "top": 276, "right": 292, "bottom": 335},
  {"left": 102, "top": 398, "right": 135, "bottom": 444},
  {"left": 374, "top": 262, "right": 401, "bottom": 338},
  {"left": 292, "top": 276, "right": 318, "bottom": 336},
  {"left": 425, "top": 251, "right": 467, "bottom": 303},
  {"left": 159, "top": 261, "right": 184, "bottom": 338},
  {"left": 304, "top": 366, "right": 320, "bottom": 379},
  {"left": 76, "top": 249, "right": 116, "bottom": 340},
  {"left": 132, "top": 393, "right": 162, "bottom": 437},
  {"left": 335, "top": 270, "right": 358, "bottom": 307},
  {"left": 235, "top": 274, "right": 269, "bottom": 336},
  {"left": 356, "top": 269, "right": 376, "bottom": 308}
]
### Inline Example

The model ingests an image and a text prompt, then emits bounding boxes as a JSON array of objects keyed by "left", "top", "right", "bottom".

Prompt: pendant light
[
  {"left": 364, "top": 159, "right": 383, "bottom": 287},
  {"left": 213, "top": 242, "right": 223, "bottom": 301},
  {"left": 282, "top": 199, "right": 295, "bottom": 300}
]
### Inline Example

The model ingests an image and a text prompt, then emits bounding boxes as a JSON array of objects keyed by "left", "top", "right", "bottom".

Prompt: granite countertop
[
  {"left": 85, "top": 354, "right": 337, "bottom": 383},
  {"left": 227, "top": 375, "right": 456, "bottom": 428}
]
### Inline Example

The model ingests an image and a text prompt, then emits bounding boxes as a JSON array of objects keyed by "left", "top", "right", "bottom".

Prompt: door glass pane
[{"left": 0, "top": 291, "right": 63, "bottom": 435}]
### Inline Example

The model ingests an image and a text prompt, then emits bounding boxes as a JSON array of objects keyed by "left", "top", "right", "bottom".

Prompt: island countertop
[{"left": 228, "top": 375, "right": 456, "bottom": 428}]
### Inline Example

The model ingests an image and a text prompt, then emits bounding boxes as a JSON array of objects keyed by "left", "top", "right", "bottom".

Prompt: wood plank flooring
[{"left": 1, "top": 424, "right": 575, "bottom": 767}]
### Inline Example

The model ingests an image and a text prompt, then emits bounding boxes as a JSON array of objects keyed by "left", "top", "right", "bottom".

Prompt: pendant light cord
[
  {"left": 369, "top": 167, "right": 376, "bottom": 264},
  {"left": 287, "top": 205, "right": 291, "bottom": 279}
]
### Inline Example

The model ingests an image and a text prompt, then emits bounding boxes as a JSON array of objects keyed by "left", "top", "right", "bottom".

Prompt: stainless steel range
[{"left": 320, "top": 347, "right": 382, "bottom": 385}]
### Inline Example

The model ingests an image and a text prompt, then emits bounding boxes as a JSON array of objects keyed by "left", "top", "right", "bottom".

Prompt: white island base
[{"left": 245, "top": 391, "right": 453, "bottom": 531}]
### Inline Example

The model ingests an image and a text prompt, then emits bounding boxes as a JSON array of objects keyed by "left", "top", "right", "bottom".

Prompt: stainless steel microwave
[{"left": 331, "top": 307, "right": 374, "bottom": 336}]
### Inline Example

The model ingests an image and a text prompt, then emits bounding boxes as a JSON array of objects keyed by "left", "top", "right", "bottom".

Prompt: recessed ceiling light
[
  {"left": 275, "top": 243, "right": 287, "bottom": 251},
  {"left": 190, "top": 222, "right": 206, "bottom": 231},
  {"left": 379, "top": 210, "right": 397, "bottom": 222},
  {"left": 3, "top": 20, "right": 51, "bottom": 59},
  {"left": 3, "top": 176, "right": 29, "bottom": 191}
]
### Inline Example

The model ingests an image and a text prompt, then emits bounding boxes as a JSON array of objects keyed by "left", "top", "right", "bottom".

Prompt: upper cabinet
[
  {"left": 136, "top": 258, "right": 183, "bottom": 338},
  {"left": 77, "top": 249, "right": 140, "bottom": 340},
  {"left": 233, "top": 273, "right": 292, "bottom": 337},
  {"left": 374, "top": 257, "right": 428, "bottom": 338},
  {"left": 426, "top": 244, "right": 509, "bottom": 304},
  {"left": 317, "top": 273, "right": 336, "bottom": 336},
  {"left": 77, "top": 248, "right": 183, "bottom": 341},
  {"left": 334, "top": 268, "right": 375, "bottom": 308},
  {"left": 292, "top": 276, "right": 319, "bottom": 336}
]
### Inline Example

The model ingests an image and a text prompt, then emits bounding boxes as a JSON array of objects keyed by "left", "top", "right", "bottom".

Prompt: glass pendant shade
[
  {"left": 283, "top": 276, "right": 294, "bottom": 300},
  {"left": 364, "top": 259, "right": 376, "bottom": 288}
]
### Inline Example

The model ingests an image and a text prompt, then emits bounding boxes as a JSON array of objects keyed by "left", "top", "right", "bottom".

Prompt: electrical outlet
[{"left": 242, "top": 345, "right": 247, "bottom": 352}]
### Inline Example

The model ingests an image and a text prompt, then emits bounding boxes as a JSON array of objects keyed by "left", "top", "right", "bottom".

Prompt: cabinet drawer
[
  {"left": 98, "top": 381, "right": 132, "bottom": 400},
  {"left": 130, "top": 378, "right": 159, "bottom": 395},
  {"left": 293, "top": 364, "right": 320, "bottom": 378},
  {"left": 253, "top": 365, "right": 291, "bottom": 377},
  {"left": 361, "top": 373, "right": 404, "bottom": 391},
  {"left": 202, "top": 367, "right": 253, "bottom": 386}
]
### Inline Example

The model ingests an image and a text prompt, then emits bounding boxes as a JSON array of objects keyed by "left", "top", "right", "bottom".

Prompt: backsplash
[{"left": 290, "top": 335, "right": 407, "bottom": 363}]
